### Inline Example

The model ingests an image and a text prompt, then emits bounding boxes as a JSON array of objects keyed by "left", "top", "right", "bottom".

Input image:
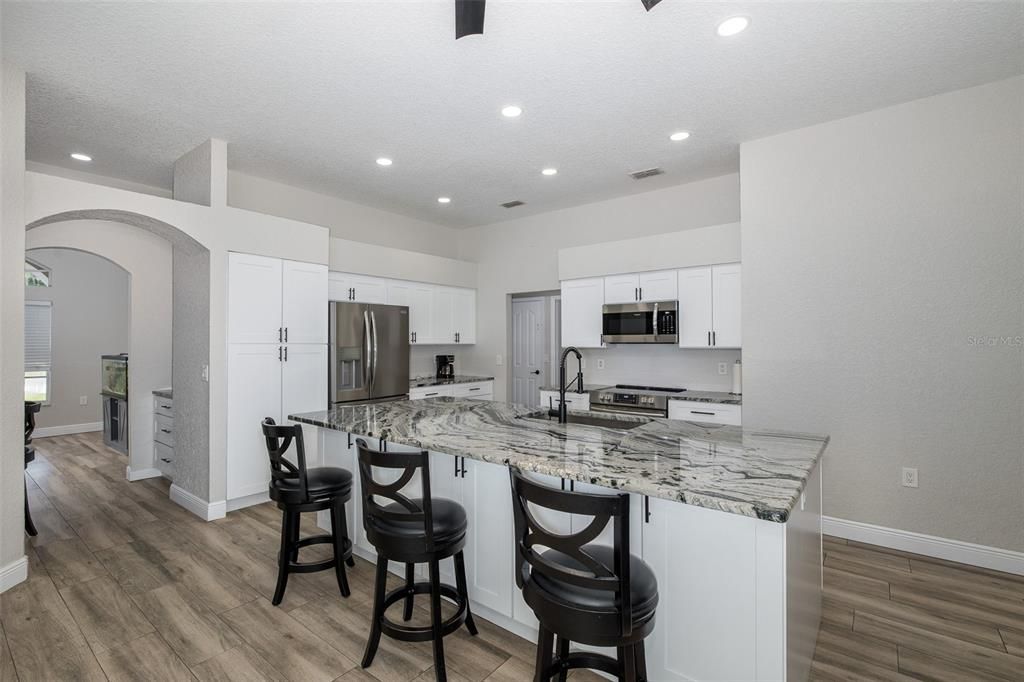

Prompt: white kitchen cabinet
[
  {"left": 429, "top": 287, "right": 455, "bottom": 344},
  {"left": 226, "top": 344, "right": 284, "bottom": 501},
  {"left": 603, "top": 274, "right": 640, "bottom": 304},
  {"left": 452, "top": 288, "right": 476, "bottom": 344},
  {"left": 282, "top": 260, "right": 328, "bottom": 344},
  {"left": 329, "top": 272, "right": 388, "bottom": 304},
  {"left": 410, "top": 381, "right": 493, "bottom": 401},
  {"left": 639, "top": 270, "right": 678, "bottom": 302},
  {"left": 668, "top": 400, "right": 742, "bottom": 426},
  {"left": 560, "top": 278, "right": 605, "bottom": 348},
  {"left": 228, "top": 254, "right": 284, "bottom": 344},
  {"left": 677, "top": 263, "right": 741, "bottom": 348},
  {"left": 387, "top": 280, "right": 434, "bottom": 344},
  {"left": 539, "top": 389, "right": 590, "bottom": 412}
]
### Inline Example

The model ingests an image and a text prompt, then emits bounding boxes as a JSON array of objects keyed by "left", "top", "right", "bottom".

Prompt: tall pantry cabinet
[{"left": 226, "top": 253, "right": 328, "bottom": 508}]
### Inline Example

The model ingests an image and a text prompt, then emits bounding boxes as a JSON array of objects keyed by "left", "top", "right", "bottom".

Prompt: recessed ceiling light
[
  {"left": 376, "top": 157, "right": 393, "bottom": 166},
  {"left": 70, "top": 152, "right": 92, "bottom": 162},
  {"left": 437, "top": 196, "right": 451, "bottom": 204},
  {"left": 669, "top": 131, "right": 691, "bottom": 142},
  {"left": 541, "top": 168, "right": 558, "bottom": 176},
  {"left": 501, "top": 105, "right": 522, "bottom": 118},
  {"left": 716, "top": 16, "right": 749, "bottom": 37}
]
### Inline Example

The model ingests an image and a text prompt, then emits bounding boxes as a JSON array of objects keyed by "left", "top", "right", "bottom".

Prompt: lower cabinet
[
  {"left": 153, "top": 395, "right": 175, "bottom": 478},
  {"left": 668, "top": 399, "right": 742, "bottom": 426},
  {"left": 410, "top": 381, "right": 493, "bottom": 401},
  {"left": 538, "top": 389, "right": 590, "bottom": 411}
]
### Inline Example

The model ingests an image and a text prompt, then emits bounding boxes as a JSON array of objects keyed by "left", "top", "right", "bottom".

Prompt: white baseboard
[
  {"left": 226, "top": 491, "right": 270, "bottom": 512},
  {"left": 1, "top": 555, "right": 28, "bottom": 593},
  {"left": 33, "top": 421, "right": 103, "bottom": 438},
  {"left": 822, "top": 516, "right": 1024, "bottom": 577},
  {"left": 170, "top": 484, "right": 226, "bottom": 521},
  {"left": 126, "top": 466, "right": 162, "bottom": 482}
]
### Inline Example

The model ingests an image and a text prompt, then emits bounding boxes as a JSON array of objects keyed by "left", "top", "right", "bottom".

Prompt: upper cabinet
[
  {"left": 603, "top": 270, "right": 677, "bottom": 304},
  {"left": 677, "top": 263, "right": 741, "bottom": 349},
  {"left": 229, "top": 253, "right": 327, "bottom": 345},
  {"left": 561, "top": 277, "right": 605, "bottom": 348},
  {"left": 328, "top": 272, "right": 387, "bottom": 304},
  {"left": 451, "top": 288, "right": 476, "bottom": 344}
]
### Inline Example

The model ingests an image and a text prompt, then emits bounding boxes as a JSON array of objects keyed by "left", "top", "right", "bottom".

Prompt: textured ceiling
[{"left": 4, "top": 1, "right": 1022, "bottom": 228}]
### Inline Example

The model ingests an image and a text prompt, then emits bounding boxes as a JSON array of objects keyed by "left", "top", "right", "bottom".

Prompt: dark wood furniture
[
  {"left": 261, "top": 417, "right": 354, "bottom": 605},
  {"left": 509, "top": 466, "right": 659, "bottom": 682},
  {"left": 355, "top": 438, "right": 477, "bottom": 682},
  {"left": 24, "top": 401, "right": 42, "bottom": 536}
]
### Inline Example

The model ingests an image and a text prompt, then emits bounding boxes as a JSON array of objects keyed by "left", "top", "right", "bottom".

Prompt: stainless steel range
[{"left": 588, "top": 384, "right": 685, "bottom": 418}]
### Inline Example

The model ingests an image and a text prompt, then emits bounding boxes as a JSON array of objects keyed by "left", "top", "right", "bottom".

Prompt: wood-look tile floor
[{"left": 2, "top": 433, "right": 1022, "bottom": 681}]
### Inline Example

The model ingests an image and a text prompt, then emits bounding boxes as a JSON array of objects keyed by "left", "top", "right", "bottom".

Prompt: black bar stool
[
  {"left": 509, "top": 466, "right": 659, "bottom": 682},
  {"left": 261, "top": 418, "right": 355, "bottom": 605},
  {"left": 355, "top": 438, "right": 477, "bottom": 682},
  {"left": 25, "top": 401, "right": 41, "bottom": 536}
]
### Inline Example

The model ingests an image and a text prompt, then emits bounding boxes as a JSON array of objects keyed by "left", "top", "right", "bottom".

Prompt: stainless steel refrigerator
[{"left": 329, "top": 302, "right": 410, "bottom": 403}]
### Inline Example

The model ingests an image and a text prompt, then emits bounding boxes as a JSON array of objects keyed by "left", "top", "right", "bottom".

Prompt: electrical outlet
[
  {"left": 902, "top": 467, "right": 919, "bottom": 488},
  {"left": 597, "top": 359, "right": 605, "bottom": 370},
  {"left": 79, "top": 395, "right": 88, "bottom": 406},
  {"left": 495, "top": 354, "right": 503, "bottom": 366},
  {"left": 718, "top": 362, "right": 728, "bottom": 375},
  {"left": 201, "top": 364, "right": 210, "bottom": 382}
]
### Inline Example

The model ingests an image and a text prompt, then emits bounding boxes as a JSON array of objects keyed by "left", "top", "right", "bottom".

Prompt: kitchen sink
[{"left": 519, "top": 410, "right": 652, "bottom": 431}]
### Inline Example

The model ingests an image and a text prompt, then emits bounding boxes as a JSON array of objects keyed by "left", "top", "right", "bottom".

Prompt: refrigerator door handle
[
  {"left": 370, "top": 310, "right": 379, "bottom": 394},
  {"left": 363, "top": 309, "right": 372, "bottom": 394}
]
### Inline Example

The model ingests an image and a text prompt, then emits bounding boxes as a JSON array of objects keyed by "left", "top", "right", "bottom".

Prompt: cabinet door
[
  {"left": 409, "top": 385, "right": 454, "bottom": 400},
  {"left": 227, "top": 344, "right": 282, "bottom": 499},
  {"left": 569, "top": 483, "right": 643, "bottom": 553},
  {"left": 560, "top": 278, "right": 605, "bottom": 348},
  {"left": 282, "top": 261, "right": 328, "bottom": 344},
  {"left": 389, "top": 281, "right": 435, "bottom": 344},
  {"left": 429, "top": 287, "right": 455, "bottom": 344},
  {"left": 352, "top": 276, "right": 388, "bottom": 304},
  {"left": 711, "top": 263, "right": 741, "bottom": 348},
  {"left": 603, "top": 274, "right": 640, "bottom": 304},
  {"left": 638, "top": 270, "right": 677, "bottom": 302},
  {"left": 228, "top": 253, "right": 283, "bottom": 344},
  {"left": 452, "top": 288, "right": 476, "bottom": 345},
  {"left": 328, "top": 272, "right": 355, "bottom": 302},
  {"left": 428, "top": 452, "right": 463, "bottom": 585},
  {"left": 677, "top": 267, "right": 713, "bottom": 348},
  {"left": 461, "top": 458, "right": 514, "bottom": 616},
  {"left": 642, "top": 498, "right": 757, "bottom": 681},
  {"left": 281, "top": 344, "right": 328, "bottom": 417}
]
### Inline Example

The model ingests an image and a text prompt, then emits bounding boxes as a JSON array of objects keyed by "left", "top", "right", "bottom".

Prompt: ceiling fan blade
[
  {"left": 455, "top": 0, "right": 486, "bottom": 39},
  {"left": 641, "top": 0, "right": 664, "bottom": 10}
]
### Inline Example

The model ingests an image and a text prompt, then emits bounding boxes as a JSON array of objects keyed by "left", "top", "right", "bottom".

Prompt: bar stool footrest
[
  {"left": 280, "top": 535, "right": 353, "bottom": 574},
  {"left": 547, "top": 651, "right": 621, "bottom": 679},
  {"left": 379, "top": 581, "right": 468, "bottom": 642}
]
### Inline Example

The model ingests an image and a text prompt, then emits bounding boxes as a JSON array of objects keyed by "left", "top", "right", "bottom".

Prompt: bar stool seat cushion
[
  {"left": 271, "top": 466, "right": 353, "bottom": 504},
  {"left": 528, "top": 544, "right": 658, "bottom": 618},
  {"left": 375, "top": 497, "right": 467, "bottom": 545}
]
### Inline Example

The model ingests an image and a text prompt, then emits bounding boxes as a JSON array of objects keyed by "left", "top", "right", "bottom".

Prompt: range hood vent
[
  {"left": 501, "top": 200, "right": 525, "bottom": 209},
  {"left": 628, "top": 167, "right": 665, "bottom": 180}
]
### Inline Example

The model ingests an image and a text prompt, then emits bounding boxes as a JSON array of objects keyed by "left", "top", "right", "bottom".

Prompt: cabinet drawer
[
  {"left": 410, "top": 385, "right": 453, "bottom": 400},
  {"left": 668, "top": 401, "right": 741, "bottom": 426},
  {"left": 451, "top": 382, "right": 493, "bottom": 399},
  {"left": 154, "top": 414, "right": 175, "bottom": 447},
  {"left": 155, "top": 442, "right": 174, "bottom": 477},
  {"left": 539, "top": 391, "right": 590, "bottom": 411},
  {"left": 153, "top": 395, "right": 174, "bottom": 417}
]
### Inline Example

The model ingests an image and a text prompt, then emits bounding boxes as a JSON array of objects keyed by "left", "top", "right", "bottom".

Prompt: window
[
  {"left": 24, "top": 301, "right": 52, "bottom": 403},
  {"left": 25, "top": 258, "right": 51, "bottom": 288}
]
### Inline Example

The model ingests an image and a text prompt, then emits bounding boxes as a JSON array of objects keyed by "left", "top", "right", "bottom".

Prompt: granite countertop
[
  {"left": 670, "top": 391, "right": 742, "bottom": 406},
  {"left": 153, "top": 388, "right": 173, "bottom": 399},
  {"left": 289, "top": 398, "right": 827, "bottom": 523},
  {"left": 410, "top": 375, "right": 495, "bottom": 388},
  {"left": 539, "top": 384, "right": 609, "bottom": 393}
]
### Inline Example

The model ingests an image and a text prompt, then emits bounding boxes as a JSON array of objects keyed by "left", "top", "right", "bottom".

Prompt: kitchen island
[{"left": 290, "top": 398, "right": 827, "bottom": 681}]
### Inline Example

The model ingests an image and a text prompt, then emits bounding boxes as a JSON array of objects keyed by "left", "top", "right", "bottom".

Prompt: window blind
[{"left": 25, "top": 301, "right": 52, "bottom": 372}]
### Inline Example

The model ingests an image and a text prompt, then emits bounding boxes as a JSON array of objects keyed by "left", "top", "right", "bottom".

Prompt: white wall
[
  {"left": 741, "top": 76, "right": 1024, "bottom": 553},
  {"left": 229, "top": 171, "right": 459, "bottom": 259},
  {"left": 26, "top": 221, "right": 174, "bottom": 482},
  {"left": 24, "top": 248, "right": 131, "bottom": 430},
  {"left": 457, "top": 173, "right": 741, "bottom": 399}
]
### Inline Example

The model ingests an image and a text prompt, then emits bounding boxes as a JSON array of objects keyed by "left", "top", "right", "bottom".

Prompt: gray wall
[
  {"left": 741, "top": 76, "right": 1024, "bottom": 552},
  {"left": 25, "top": 248, "right": 130, "bottom": 429}
]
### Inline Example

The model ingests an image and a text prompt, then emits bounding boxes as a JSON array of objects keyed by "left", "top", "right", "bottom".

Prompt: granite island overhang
[{"left": 290, "top": 397, "right": 828, "bottom": 681}]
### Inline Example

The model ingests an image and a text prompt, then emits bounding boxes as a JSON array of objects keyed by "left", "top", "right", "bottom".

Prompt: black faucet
[{"left": 558, "top": 346, "right": 584, "bottom": 424}]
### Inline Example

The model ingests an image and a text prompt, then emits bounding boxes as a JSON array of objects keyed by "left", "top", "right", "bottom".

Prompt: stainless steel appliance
[
  {"left": 100, "top": 354, "right": 129, "bottom": 454},
  {"left": 329, "top": 302, "right": 410, "bottom": 403},
  {"left": 601, "top": 301, "right": 677, "bottom": 344},
  {"left": 435, "top": 354, "right": 455, "bottom": 380},
  {"left": 589, "top": 384, "right": 685, "bottom": 418}
]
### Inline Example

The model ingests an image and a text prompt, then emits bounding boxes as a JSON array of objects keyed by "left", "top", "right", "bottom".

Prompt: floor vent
[
  {"left": 628, "top": 167, "right": 665, "bottom": 180},
  {"left": 501, "top": 200, "right": 526, "bottom": 208}
]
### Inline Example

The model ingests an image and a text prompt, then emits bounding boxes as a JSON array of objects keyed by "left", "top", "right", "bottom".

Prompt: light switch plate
[
  {"left": 79, "top": 395, "right": 88, "bottom": 406},
  {"left": 496, "top": 354, "right": 503, "bottom": 366}
]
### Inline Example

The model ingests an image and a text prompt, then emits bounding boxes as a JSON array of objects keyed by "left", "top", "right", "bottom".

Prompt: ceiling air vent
[
  {"left": 501, "top": 200, "right": 525, "bottom": 209},
  {"left": 628, "top": 167, "right": 665, "bottom": 180}
]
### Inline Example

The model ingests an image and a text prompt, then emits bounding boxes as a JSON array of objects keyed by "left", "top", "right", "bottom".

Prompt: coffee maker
[{"left": 435, "top": 354, "right": 455, "bottom": 380}]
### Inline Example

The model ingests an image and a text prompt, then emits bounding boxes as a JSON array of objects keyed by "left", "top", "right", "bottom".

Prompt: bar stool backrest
[
  {"left": 261, "top": 417, "right": 309, "bottom": 502},
  {"left": 355, "top": 439, "right": 436, "bottom": 552},
  {"left": 508, "top": 466, "right": 634, "bottom": 637}
]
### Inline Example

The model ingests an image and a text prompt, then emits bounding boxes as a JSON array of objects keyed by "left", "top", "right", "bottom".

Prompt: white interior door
[
  {"left": 511, "top": 297, "right": 546, "bottom": 406},
  {"left": 228, "top": 253, "right": 283, "bottom": 344},
  {"left": 711, "top": 263, "right": 742, "bottom": 348},
  {"left": 282, "top": 261, "right": 328, "bottom": 344},
  {"left": 226, "top": 343, "right": 282, "bottom": 499},
  {"left": 677, "top": 266, "right": 713, "bottom": 348}
]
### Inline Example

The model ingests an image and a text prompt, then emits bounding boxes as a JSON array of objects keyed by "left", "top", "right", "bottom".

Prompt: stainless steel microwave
[{"left": 601, "top": 301, "right": 678, "bottom": 344}]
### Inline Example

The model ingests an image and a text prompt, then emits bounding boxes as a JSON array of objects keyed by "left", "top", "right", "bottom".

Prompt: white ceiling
[{"left": 4, "top": 1, "right": 1022, "bottom": 228}]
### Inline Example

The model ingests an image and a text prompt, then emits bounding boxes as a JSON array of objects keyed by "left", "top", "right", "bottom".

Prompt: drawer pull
[
  {"left": 425, "top": 392, "right": 440, "bottom": 397},
  {"left": 468, "top": 387, "right": 480, "bottom": 392},
  {"left": 160, "top": 428, "right": 172, "bottom": 433},
  {"left": 159, "top": 404, "right": 172, "bottom": 410},
  {"left": 160, "top": 457, "right": 172, "bottom": 463},
  {"left": 690, "top": 411, "right": 715, "bottom": 416}
]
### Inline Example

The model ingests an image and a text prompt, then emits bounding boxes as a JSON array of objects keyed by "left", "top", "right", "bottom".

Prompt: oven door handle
[{"left": 589, "top": 403, "right": 666, "bottom": 418}]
